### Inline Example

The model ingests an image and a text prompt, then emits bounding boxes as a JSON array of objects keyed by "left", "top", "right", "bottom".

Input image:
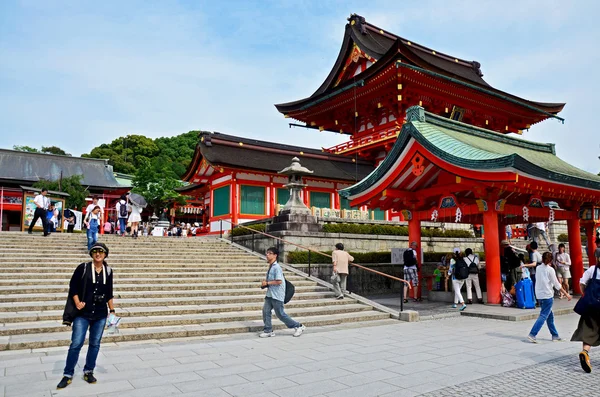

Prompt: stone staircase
[{"left": 0, "top": 233, "right": 392, "bottom": 350}]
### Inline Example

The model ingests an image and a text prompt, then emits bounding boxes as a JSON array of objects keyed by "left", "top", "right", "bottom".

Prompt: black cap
[{"left": 89, "top": 242, "right": 109, "bottom": 258}]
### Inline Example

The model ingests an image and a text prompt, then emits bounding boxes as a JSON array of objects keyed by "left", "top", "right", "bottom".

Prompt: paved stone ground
[
  {"left": 420, "top": 355, "right": 597, "bottom": 397},
  {"left": 0, "top": 313, "right": 597, "bottom": 397}
]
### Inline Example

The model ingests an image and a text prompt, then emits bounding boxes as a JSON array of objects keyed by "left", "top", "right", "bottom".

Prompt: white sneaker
[
  {"left": 293, "top": 325, "right": 306, "bottom": 337},
  {"left": 259, "top": 331, "right": 275, "bottom": 338}
]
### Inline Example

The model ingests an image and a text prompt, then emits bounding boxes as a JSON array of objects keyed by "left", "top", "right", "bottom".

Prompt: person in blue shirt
[{"left": 259, "top": 247, "right": 305, "bottom": 338}]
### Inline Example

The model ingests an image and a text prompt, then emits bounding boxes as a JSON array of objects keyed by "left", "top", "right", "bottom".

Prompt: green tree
[
  {"left": 132, "top": 158, "right": 186, "bottom": 214},
  {"left": 82, "top": 131, "right": 200, "bottom": 177},
  {"left": 13, "top": 145, "right": 40, "bottom": 152},
  {"left": 32, "top": 175, "right": 88, "bottom": 209},
  {"left": 82, "top": 135, "right": 159, "bottom": 174},
  {"left": 41, "top": 146, "right": 71, "bottom": 156},
  {"left": 13, "top": 145, "right": 71, "bottom": 156}
]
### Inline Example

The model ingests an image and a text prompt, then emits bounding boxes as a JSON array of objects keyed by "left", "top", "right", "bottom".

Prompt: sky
[{"left": 1, "top": 0, "right": 599, "bottom": 174}]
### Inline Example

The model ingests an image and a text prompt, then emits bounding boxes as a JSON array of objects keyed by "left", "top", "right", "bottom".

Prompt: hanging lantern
[
  {"left": 523, "top": 206, "right": 529, "bottom": 222},
  {"left": 431, "top": 209, "right": 439, "bottom": 222},
  {"left": 549, "top": 208, "right": 555, "bottom": 223}
]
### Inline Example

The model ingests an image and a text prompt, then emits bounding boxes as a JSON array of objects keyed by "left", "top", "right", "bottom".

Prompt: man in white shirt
[
  {"left": 28, "top": 188, "right": 50, "bottom": 236},
  {"left": 85, "top": 196, "right": 104, "bottom": 219},
  {"left": 527, "top": 252, "right": 571, "bottom": 343},
  {"left": 533, "top": 222, "right": 551, "bottom": 247},
  {"left": 464, "top": 248, "right": 483, "bottom": 304}
]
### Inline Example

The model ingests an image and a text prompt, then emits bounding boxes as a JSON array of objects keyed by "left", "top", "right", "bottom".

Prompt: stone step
[
  {"left": 0, "top": 304, "right": 373, "bottom": 336},
  {"left": 0, "top": 274, "right": 309, "bottom": 283},
  {"left": 0, "top": 298, "right": 357, "bottom": 323},
  {"left": 0, "top": 285, "right": 330, "bottom": 302},
  {"left": 0, "top": 238, "right": 224, "bottom": 244},
  {"left": 0, "top": 251, "right": 245, "bottom": 258},
  {"left": 0, "top": 269, "right": 277, "bottom": 276},
  {"left": 0, "top": 291, "right": 338, "bottom": 312},
  {"left": 0, "top": 261, "right": 266, "bottom": 268},
  {"left": 0, "top": 311, "right": 391, "bottom": 350},
  {"left": 0, "top": 265, "right": 286, "bottom": 280},
  {"left": 0, "top": 280, "right": 318, "bottom": 293}
]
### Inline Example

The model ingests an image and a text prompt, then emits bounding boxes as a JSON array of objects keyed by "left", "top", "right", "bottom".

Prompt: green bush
[
  {"left": 287, "top": 250, "right": 392, "bottom": 264},
  {"left": 557, "top": 233, "right": 569, "bottom": 243},
  {"left": 287, "top": 249, "right": 486, "bottom": 264},
  {"left": 231, "top": 223, "right": 266, "bottom": 237},
  {"left": 322, "top": 223, "right": 472, "bottom": 238}
]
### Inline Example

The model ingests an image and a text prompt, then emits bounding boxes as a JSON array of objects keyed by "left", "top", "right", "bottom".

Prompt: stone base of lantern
[{"left": 266, "top": 213, "right": 322, "bottom": 233}]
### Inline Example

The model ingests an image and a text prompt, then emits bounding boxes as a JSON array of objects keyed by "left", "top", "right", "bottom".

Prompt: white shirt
[
  {"left": 580, "top": 266, "right": 600, "bottom": 286},
  {"left": 465, "top": 254, "right": 479, "bottom": 267},
  {"left": 555, "top": 252, "right": 571, "bottom": 268},
  {"left": 535, "top": 222, "right": 546, "bottom": 231},
  {"left": 34, "top": 194, "right": 48, "bottom": 209},
  {"left": 534, "top": 264, "right": 562, "bottom": 300},
  {"left": 86, "top": 203, "right": 104, "bottom": 216}
]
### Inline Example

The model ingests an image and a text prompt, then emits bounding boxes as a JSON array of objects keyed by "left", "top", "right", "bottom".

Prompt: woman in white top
[
  {"left": 571, "top": 264, "right": 600, "bottom": 373},
  {"left": 554, "top": 243, "right": 571, "bottom": 295},
  {"left": 128, "top": 202, "right": 142, "bottom": 239}
]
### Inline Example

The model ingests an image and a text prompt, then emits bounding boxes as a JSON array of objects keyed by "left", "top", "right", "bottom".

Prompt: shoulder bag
[{"left": 574, "top": 266, "right": 600, "bottom": 316}]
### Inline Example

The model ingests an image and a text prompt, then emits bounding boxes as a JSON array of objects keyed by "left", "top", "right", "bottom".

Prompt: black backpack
[
  {"left": 454, "top": 257, "right": 470, "bottom": 280},
  {"left": 403, "top": 249, "right": 416, "bottom": 267},
  {"left": 466, "top": 256, "right": 479, "bottom": 274},
  {"left": 119, "top": 202, "right": 128, "bottom": 218}
]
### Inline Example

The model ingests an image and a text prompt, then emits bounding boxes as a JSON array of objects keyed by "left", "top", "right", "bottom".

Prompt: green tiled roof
[{"left": 341, "top": 106, "right": 600, "bottom": 198}]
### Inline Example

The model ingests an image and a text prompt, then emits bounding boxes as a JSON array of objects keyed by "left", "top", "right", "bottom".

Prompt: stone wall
[{"left": 233, "top": 231, "right": 486, "bottom": 259}]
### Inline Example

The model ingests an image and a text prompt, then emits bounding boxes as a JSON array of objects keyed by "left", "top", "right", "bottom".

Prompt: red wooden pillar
[
  {"left": 231, "top": 180, "right": 238, "bottom": 225},
  {"left": 408, "top": 217, "right": 422, "bottom": 299},
  {"left": 585, "top": 224, "right": 597, "bottom": 267},
  {"left": 483, "top": 209, "right": 501, "bottom": 304},
  {"left": 568, "top": 218, "right": 584, "bottom": 295}
]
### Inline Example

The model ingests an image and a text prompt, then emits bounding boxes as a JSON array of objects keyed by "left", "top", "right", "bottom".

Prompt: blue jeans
[
  {"left": 119, "top": 218, "right": 127, "bottom": 235},
  {"left": 63, "top": 316, "right": 106, "bottom": 377},
  {"left": 86, "top": 229, "right": 98, "bottom": 250},
  {"left": 529, "top": 298, "right": 559, "bottom": 338},
  {"left": 262, "top": 297, "right": 300, "bottom": 332}
]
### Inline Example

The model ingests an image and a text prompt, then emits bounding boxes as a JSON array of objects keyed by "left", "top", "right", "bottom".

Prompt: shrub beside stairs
[{"left": 0, "top": 233, "right": 394, "bottom": 350}]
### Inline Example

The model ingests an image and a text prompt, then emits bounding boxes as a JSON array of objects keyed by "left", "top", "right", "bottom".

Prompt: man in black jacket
[{"left": 57, "top": 243, "right": 115, "bottom": 389}]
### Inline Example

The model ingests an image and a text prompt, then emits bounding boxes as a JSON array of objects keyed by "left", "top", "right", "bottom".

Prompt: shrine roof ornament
[
  {"left": 340, "top": 106, "right": 600, "bottom": 200},
  {"left": 275, "top": 13, "right": 565, "bottom": 118}
]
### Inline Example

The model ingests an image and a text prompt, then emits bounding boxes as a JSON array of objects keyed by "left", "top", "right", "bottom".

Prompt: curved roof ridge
[
  {"left": 421, "top": 109, "right": 555, "bottom": 154},
  {"left": 349, "top": 14, "right": 478, "bottom": 69}
]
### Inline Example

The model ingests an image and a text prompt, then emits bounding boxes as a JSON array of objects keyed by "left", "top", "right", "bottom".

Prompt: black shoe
[
  {"left": 83, "top": 372, "right": 97, "bottom": 384},
  {"left": 28, "top": 231, "right": 33, "bottom": 234},
  {"left": 57, "top": 376, "right": 72, "bottom": 389},
  {"left": 478, "top": 299, "right": 484, "bottom": 304},
  {"left": 467, "top": 299, "right": 473, "bottom": 304}
]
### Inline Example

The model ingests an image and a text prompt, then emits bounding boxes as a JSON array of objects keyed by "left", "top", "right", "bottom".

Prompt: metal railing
[{"left": 220, "top": 219, "right": 411, "bottom": 312}]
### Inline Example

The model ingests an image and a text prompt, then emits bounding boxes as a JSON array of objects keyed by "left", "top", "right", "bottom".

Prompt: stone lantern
[
  {"left": 278, "top": 157, "right": 313, "bottom": 215},
  {"left": 266, "top": 157, "right": 321, "bottom": 233}
]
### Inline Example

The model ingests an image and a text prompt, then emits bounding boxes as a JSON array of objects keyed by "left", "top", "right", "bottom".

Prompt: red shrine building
[
  {"left": 179, "top": 132, "right": 374, "bottom": 233},
  {"left": 272, "top": 13, "right": 599, "bottom": 304}
]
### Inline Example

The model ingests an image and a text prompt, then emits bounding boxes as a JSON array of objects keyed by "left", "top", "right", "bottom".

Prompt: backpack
[
  {"left": 403, "top": 249, "right": 416, "bottom": 267},
  {"left": 454, "top": 257, "right": 469, "bottom": 280},
  {"left": 119, "top": 201, "right": 128, "bottom": 218},
  {"left": 466, "top": 256, "right": 479, "bottom": 274}
]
